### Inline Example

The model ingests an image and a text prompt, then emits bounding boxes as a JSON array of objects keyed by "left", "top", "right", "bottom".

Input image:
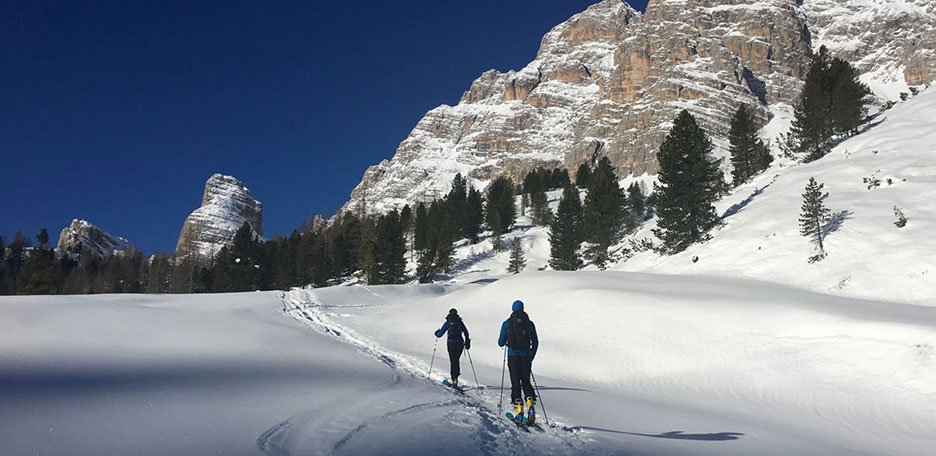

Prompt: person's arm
[
  {"left": 462, "top": 322, "right": 471, "bottom": 349},
  {"left": 497, "top": 320, "right": 508, "bottom": 347},
  {"left": 530, "top": 322, "right": 538, "bottom": 358},
  {"left": 434, "top": 321, "right": 449, "bottom": 338}
]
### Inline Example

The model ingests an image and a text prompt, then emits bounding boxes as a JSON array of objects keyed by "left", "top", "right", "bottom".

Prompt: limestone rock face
[
  {"left": 174, "top": 174, "right": 263, "bottom": 260},
  {"left": 339, "top": 0, "right": 935, "bottom": 218},
  {"left": 801, "top": 0, "right": 936, "bottom": 98},
  {"left": 56, "top": 219, "right": 138, "bottom": 258}
]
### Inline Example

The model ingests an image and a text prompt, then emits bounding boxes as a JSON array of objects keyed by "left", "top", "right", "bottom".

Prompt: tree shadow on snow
[
  {"left": 573, "top": 427, "right": 743, "bottom": 441},
  {"left": 822, "top": 210, "right": 852, "bottom": 236},
  {"left": 722, "top": 181, "right": 773, "bottom": 219}
]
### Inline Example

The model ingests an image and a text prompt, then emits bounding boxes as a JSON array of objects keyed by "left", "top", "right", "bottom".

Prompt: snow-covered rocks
[
  {"left": 55, "top": 219, "right": 138, "bottom": 258},
  {"left": 173, "top": 174, "right": 263, "bottom": 260},
  {"left": 339, "top": 0, "right": 936, "bottom": 220}
]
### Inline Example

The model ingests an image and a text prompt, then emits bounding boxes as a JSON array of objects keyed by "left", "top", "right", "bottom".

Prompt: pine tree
[
  {"left": 788, "top": 46, "right": 835, "bottom": 162},
  {"left": 507, "top": 237, "right": 526, "bottom": 274},
  {"left": 549, "top": 184, "right": 584, "bottom": 270},
  {"left": 582, "top": 157, "right": 626, "bottom": 268},
  {"left": 829, "top": 58, "right": 871, "bottom": 136},
  {"left": 445, "top": 173, "right": 468, "bottom": 238},
  {"left": 551, "top": 168, "right": 571, "bottom": 190},
  {"left": 799, "top": 177, "right": 831, "bottom": 254},
  {"left": 575, "top": 163, "right": 592, "bottom": 189},
  {"left": 465, "top": 187, "right": 484, "bottom": 243},
  {"left": 16, "top": 229, "right": 57, "bottom": 295},
  {"left": 485, "top": 176, "right": 515, "bottom": 234},
  {"left": 653, "top": 110, "right": 725, "bottom": 254},
  {"left": 626, "top": 182, "right": 645, "bottom": 221},
  {"left": 729, "top": 105, "right": 773, "bottom": 185},
  {"left": 414, "top": 203, "right": 429, "bottom": 251},
  {"left": 373, "top": 210, "right": 407, "bottom": 284}
]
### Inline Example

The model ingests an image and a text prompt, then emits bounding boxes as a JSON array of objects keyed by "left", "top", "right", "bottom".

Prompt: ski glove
[
  {"left": 434, "top": 329, "right": 444, "bottom": 338},
  {"left": 465, "top": 340, "right": 471, "bottom": 350}
]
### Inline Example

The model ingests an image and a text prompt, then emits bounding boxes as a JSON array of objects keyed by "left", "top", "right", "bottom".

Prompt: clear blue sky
[{"left": 1, "top": 0, "right": 649, "bottom": 254}]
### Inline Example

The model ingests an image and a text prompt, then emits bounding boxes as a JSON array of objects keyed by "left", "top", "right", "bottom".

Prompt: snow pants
[
  {"left": 447, "top": 341, "right": 464, "bottom": 381},
  {"left": 508, "top": 355, "right": 535, "bottom": 402}
]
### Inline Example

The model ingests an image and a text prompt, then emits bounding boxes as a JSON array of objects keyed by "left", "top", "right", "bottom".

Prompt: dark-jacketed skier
[
  {"left": 434, "top": 308, "right": 471, "bottom": 388},
  {"left": 498, "top": 300, "right": 539, "bottom": 423}
]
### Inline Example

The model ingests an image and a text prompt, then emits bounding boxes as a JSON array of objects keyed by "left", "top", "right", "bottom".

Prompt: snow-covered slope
[
  {"left": 616, "top": 86, "right": 936, "bottom": 304},
  {"left": 4, "top": 273, "right": 933, "bottom": 454}
]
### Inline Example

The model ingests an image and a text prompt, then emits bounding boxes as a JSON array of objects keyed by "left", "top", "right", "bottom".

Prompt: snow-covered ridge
[{"left": 55, "top": 219, "right": 137, "bottom": 257}]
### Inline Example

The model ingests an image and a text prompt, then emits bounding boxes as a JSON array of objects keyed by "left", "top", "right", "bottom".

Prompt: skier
[
  {"left": 498, "top": 299, "right": 539, "bottom": 423},
  {"left": 434, "top": 308, "right": 471, "bottom": 388}
]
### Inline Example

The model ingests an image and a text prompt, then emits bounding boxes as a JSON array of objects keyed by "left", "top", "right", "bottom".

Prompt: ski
[{"left": 506, "top": 412, "right": 543, "bottom": 431}]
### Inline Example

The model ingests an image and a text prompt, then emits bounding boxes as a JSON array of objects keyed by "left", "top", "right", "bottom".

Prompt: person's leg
[
  {"left": 447, "top": 342, "right": 463, "bottom": 381},
  {"left": 520, "top": 356, "right": 535, "bottom": 400},
  {"left": 507, "top": 356, "right": 522, "bottom": 402}
]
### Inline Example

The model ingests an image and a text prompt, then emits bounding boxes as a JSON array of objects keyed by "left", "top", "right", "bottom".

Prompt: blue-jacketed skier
[
  {"left": 498, "top": 300, "right": 539, "bottom": 422},
  {"left": 434, "top": 308, "right": 471, "bottom": 388}
]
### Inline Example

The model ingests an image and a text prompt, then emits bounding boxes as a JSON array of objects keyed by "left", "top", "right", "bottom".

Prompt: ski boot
[
  {"left": 450, "top": 378, "right": 458, "bottom": 388},
  {"left": 512, "top": 398, "right": 524, "bottom": 422},
  {"left": 526, "top": 396, "right": 536, "bottom": 424}
]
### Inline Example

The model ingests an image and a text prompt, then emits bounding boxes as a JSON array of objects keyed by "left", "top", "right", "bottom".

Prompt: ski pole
[
  {"left": 530, "top": 369, "right": 549, "bottom": 426},
  {"left": 465, "top": 345, "right": 480, "bottom": 389},
  {"left": 499, "top": 347, "right": 506, "bottom": 408},
  {"left": 428, "top": 337, "right": 439, "bottom": 380}
]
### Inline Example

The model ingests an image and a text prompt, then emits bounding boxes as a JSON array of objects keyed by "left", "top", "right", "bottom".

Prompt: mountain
[
  {"left": 173, "top": 174, "right": 263, "bottom": 261},
  {"left": 339, "top": 0, "right": 934, "bottom": 218},
  {"left": 55, "top": 219, "right": 138, "bottom": 258}
]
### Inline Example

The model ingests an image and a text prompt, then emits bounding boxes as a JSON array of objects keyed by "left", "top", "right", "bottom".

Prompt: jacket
[{"left": 435, "top": 316, "right": 470, "bottom": 344}]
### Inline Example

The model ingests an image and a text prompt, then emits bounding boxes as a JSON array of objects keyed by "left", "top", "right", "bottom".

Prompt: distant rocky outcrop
[
  {"left": 173, "top": 174, "right": 263, "bottom": 261},
  {"left": 338, "top": 0, "right": 935, "bottom": 217},
  {"left": 56, "top": 219, "right": 138, "bottom": 258}
]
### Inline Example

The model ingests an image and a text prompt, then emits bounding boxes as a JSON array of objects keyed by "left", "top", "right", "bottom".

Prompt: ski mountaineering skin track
[{"left": 258, "top": 289, "right": 597, "bottom": 456}]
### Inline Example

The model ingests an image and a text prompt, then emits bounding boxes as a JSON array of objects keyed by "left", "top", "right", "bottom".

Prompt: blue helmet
[{"left": 512, "top": 300, "right": 524, "bottom": 311}]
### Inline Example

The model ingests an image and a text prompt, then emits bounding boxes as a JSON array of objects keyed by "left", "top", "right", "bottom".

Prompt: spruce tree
[
  {"left": 799, "top": 177, "right": 831, "bottom": 254},
  {"left": 507, "top": 237, "right": 526, "bottom": 274},
  {"left": 789, "top": 46, "right": 835, "bottom": 162},
  {"left": 829, "top": 58, "right": 871, "bottom": 136},
  {"left": 16, "top": 229, "right": 57, "bottom": 295},
  {"left": 582, "top": 157, "right": 626, "bottom": 268},
  {"left": 551, "top": 168, "right": 571, "bottom": 190},
  {"left": 729, "top": 105, "right": 773, "bottom": 185},
  {"left": 626, "top": 182, "right": 645, "bottom": 221},
  {"left": 373, "top": 210, "right": 407, "bottom": 284},
  {"left": 575, "top": 163, "right": 592, "bottom": 189},
  {"left": 414, "top": 203, "right": 429, "bottom": 251},
  {"left": 549, "top": 184, "right": 584, "bottom": 270},
  {"left": 465, "top": 187, "right": 484, "bottom": 243},
  {"left": 445, "top": 173, "right": 468, "bottom": 238},
  {"left": 485, "top": 176, "right": 515, "bottom": 234},
  {"left": 653, "top": 110, "right": 725, "bottom": 254}
]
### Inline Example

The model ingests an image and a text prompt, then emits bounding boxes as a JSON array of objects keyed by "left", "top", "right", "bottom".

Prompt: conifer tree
[
  {"left": 799, "top": 177, "right": 831, "bottom": 254},
  {"left": 414, "top": 203, "right": 429, "bottom": 251},
  {"left": 626, "top": 182, "right": 645, "bottom": 221},
  {"left": 575, "top": 163, "right": 592, "bottom": 189},
  {"left": 373, "top": 210, "right": 407, "bottom": 284},
  {"left": 465, "top": 187, "right": 484, "bottom": 243},
  {"left": 445, "top": 173, "right": 468, "bottom": 238},
  {"left": 485, "top": 176, "right": 515, "bottom": 234},
  {"left": 358, "top": 239, "right": 378, "bottom": 284},
  {"left": 507, "top": 237, "right": 526, "bottom": 274},
  {"left": 729, "top": 105, "right": 773, "bottom": 185},
  {"left": 16, "top": 229, "right": 58, "bottom": 295},
  {"left": 653, "top": 110, "right": 725, "bottom": 254},
  {"left": 829, "top": 58, "right": 871, "bottom": 136},
  {"left": 549, "top": 184, "right": 584, "bottom": 270},
  {"left": 582, "top": 157, "right": 626, "bottom": 268}
]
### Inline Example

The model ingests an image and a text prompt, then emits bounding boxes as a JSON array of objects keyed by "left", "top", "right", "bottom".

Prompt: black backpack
[
  {"left": 507, "top": 310, "right": 532, "bottom": 350},
  {"left": 446, "top": 316, "right": 464, "bottom": 340}
]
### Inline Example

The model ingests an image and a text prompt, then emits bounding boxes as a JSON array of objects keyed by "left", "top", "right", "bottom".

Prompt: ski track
[{"left": 257, "top": 289, "right": 599, "bottom": 455}]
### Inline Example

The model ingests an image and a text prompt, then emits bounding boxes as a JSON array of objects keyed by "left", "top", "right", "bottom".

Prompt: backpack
[
  {"left": 507, "top": 310, "right": 532, "bottom": 350},
  {"left": 446, "top": 316, "right": 464, "bottom": 340}
]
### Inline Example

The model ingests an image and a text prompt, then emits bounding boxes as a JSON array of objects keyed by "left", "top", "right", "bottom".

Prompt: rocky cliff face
[
  {"left": 340, "top": 0, "right": 934, "bottom": 217},
  {"left": 56, "top": 219, "right": 138, "bottom": 258},
  {"left": 174, "top": 174, "right": 263, "bottom": 261}
]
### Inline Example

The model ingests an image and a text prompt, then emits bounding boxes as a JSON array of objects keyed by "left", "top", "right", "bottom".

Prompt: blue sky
[{"left": 1, "top": 0, "right": 649, "bottom": 254}]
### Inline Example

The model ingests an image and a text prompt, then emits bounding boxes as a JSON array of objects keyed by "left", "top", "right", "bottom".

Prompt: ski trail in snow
[{"left": 257, "top": 289, "right": 600, "bottom": 456}]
